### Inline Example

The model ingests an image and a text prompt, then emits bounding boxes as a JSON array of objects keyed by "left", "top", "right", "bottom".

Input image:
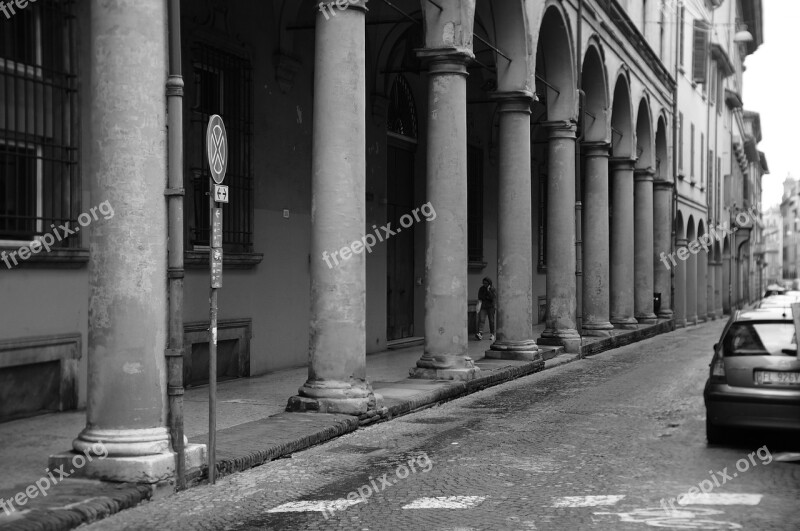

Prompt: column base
[
  {"left": 707, "top": 312, "right": 716, "bottom": 321},
  {"left": 635, "top": 313, "right": 658, "bottom": 325},
  {"left": 485, "top": 339, "right": 541, "bottom": 361},
  {"left": 49, "top": 444, "right": 206, "bottom": 485},
  {"left": 675, "top": 318, "right": 687, "bottom": 328},
  {"left": 287, "top": 380, "right": 382, "bottom": 416},
  {"left": 698, "top": 314, "right": 708, "bottom": 323},
  {"left": 611, "top": 317, "right": 639, "bottom": 330},
  {"left": 410, "top": 354, "right": 480, "bottom": 381},
  {"left": 657, "top": 309, "right": 674, "bottom": 320},
  {"left": 538, "top": 329, "right": 581, "bottom": 354},
  {"left": 687, "top": 314, "right": 698, "bottom": 325},
  {"left": 582, "top": 321, "right": 615, "bottom": 337},
  {"left": 286, "top": 393, "right": 384, "bottom": 415},
  {"left": 73, "top": 426, "right": 171, "bottom": 457}
]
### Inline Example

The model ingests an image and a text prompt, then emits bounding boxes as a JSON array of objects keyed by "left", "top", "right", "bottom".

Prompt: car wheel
[{"left": 706, "top": 416, "right": 726, "bottom": 445}]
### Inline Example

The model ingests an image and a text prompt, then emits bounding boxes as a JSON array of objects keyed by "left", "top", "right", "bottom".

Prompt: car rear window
[{"left": 723, "top": 322, "right": 797, "bottom": 356}]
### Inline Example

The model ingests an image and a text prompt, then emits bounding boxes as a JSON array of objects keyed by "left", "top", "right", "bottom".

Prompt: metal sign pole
[
  {"left": 206, "top": 115, "right": 228, "bottom": 485},
  {"left": 208, "top": 179, "right": 218, "bottom": 484}
]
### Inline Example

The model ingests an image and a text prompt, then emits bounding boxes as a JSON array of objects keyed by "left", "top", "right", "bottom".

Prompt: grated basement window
[
  {"left": 188, "top": 43, "right": 253, "bottom": 252},
  {"left": 0, "top": 0, "right": 78, "bottom": 246}
]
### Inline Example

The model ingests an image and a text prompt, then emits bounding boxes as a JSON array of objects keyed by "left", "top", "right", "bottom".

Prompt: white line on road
[
  {"left": 266, "top": 499, "right": 363, "bottom": 513},
  {"left": 678, "top": 493, "right": 762, "bottom": 506},
  {"left": 402, "top": 496, "right": 486, "bottom": 509},
  {"left": 551, "top": 495, "right": 626, "bottom": 507}
]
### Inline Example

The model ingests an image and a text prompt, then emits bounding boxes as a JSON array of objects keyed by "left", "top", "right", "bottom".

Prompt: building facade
[
  {"left": 780, "top": 176, "right": 800, "bottom": 282},
  {"left": 762, "top": 205, "right": 783, "bottom": 286},
  {"left": 0, "top": 0, "right": 765, "bottom": 483}
]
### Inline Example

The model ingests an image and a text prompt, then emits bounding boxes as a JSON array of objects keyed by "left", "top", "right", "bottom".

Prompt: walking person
[{"left": 475, "top": 277, "right": 497, "bottom": 341}]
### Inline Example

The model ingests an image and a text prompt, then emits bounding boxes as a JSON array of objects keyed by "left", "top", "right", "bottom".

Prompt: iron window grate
[
  {"left": 0, "top": 0, "right": 78, "bottom": 245},
  {"left": 188, "top": 43, "right": 254, "bottom": 252}
]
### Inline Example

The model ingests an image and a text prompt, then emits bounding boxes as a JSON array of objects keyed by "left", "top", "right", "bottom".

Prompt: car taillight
[{"left": 710, "top": 356, "right": 726, "bottom": 383}]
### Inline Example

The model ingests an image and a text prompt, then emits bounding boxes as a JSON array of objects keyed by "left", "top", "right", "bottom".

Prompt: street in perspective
[{"left": 2, "top": 0, "right": 800, "bottom": 530}]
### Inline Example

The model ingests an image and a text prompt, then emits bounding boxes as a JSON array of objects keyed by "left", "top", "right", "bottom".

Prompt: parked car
[
  {"left": 764, "top": 284, "right": 786, "bottom": 297},
  {"left": 704, "top": 307, "right": 800, "bottom": 443},
  {"left": 757, "top": 295, "right": 797, "bottom": 309}
]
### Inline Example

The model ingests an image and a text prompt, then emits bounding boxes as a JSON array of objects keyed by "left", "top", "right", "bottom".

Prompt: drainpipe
[
  {"left": 671, "top": 0, "right": 681, "bottom": 323},
  {"left": 575, "top": 0, "right": 583, "bottom": 336},
  {"left": 166, "top": 0, "right": 186, "bottom": 490}
]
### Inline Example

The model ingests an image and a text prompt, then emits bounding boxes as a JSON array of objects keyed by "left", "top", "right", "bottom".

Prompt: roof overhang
[{"left": 711, "top": 43, "right": 736, "bottom": 78}]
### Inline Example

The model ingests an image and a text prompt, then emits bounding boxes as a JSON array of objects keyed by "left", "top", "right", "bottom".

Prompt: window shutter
[{"left": 692, "top": 20, "right": 710, "bottom": 84}]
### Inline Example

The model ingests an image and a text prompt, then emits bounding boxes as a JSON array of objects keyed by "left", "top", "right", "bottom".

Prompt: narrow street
[{"left": 85, "top": 321, "right": 800, "bottom": 531}]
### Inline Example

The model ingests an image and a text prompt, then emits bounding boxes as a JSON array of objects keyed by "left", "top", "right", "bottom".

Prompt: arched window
[{"left": 387, "top": 75, "right": 417, "bottom": 140}]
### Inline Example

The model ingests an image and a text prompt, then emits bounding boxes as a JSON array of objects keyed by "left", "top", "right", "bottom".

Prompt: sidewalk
[{"left": 0, "top": 320, "right": 672, "bottom": 530}]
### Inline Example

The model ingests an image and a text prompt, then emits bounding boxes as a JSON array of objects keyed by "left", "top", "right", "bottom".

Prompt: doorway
[{"left": 386, "top": 137, "right": 415, "bottom": 341}]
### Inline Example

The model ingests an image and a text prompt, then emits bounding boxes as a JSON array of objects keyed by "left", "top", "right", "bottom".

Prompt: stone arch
[
  {"left": 535, "top": 3, "right": 577, "bottom": 121},
  {"left": 676, "top": 210, "right": 685, "bottom": 241},
  {"left": 483, "top": 0, "right": 535, "bottom": 92},
  {"left": 687, "top": 215, "right": 696, "bottom": 242},
  {"left": 374, "top": 14, "right": 424, "bottom": 98},
  {"left": 581, "top": 40, "right": 609, "bottom": 143},
  {"left": 610, "top": 72, "right": 634, "bottom": 158},
  {"left": 655, "top": 115, "right": 669, "bottom": 182},
  {"left": 635, "top": 95, "right": 654, "bottom": 170}
]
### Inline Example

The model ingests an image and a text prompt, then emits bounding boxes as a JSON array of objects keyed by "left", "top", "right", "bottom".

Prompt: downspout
[
  {"left": 166, "top": 0, "right": 186, "bottom": 490},
  {"left": 671, "top": 0, "right": 680, "bottom": 323},
  {"left": 575, "top": 0, "right": 583, "bottom": 337}
]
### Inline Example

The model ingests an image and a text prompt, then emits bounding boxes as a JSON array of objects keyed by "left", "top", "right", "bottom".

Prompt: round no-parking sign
[{"left": 206, "top": 114, "right": 228, "bottom": 184}]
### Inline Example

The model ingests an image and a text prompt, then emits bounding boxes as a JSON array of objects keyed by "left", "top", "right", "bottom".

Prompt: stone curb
[
  {"left": 0, "top": 484, "right": 152, "bottom": 531},
  {"left": 209, "top": 415, "right": 360, "bottom": 481}
]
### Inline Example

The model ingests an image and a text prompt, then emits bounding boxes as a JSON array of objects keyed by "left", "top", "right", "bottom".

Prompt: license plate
[{"left": 755, "top": 371, "right": 800, "bottom": 385}]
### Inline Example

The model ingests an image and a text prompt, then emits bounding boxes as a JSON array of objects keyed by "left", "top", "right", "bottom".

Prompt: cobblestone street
[{"left": 84, "top": 321, "right": 800, "bottom": 531}]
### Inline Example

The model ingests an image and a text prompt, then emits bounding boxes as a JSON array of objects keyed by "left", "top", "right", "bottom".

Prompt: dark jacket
[{"left": 478, "top": 285, "right": 496, "bottom": 309}]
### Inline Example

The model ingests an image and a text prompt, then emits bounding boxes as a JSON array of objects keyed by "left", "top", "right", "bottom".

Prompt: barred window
[
  {"left": 0, "top": 1, "right": 78, "bottom": 245},
  {"left": 187, "top": 43, "right": 253, "bottom": 252}
]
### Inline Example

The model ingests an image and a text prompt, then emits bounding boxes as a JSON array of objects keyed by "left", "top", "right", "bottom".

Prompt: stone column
[
  {"left": 486, "top": 93, "right": 540, "bottom": 362},
  {"left": 581, "top": 143, "right": 614, "bottom": 336},
  {"left": 634, "top": 169, "right": 657, "bottom": 323},
  {"left": 52, "top": 0, "right": 204, "bottom": 483},
  {"left": 722, "top": 254, "right": 731, "bottom": 314},
  {"left": 653, "top": 180, "right": 673, "bottom": 319},
  {"left": 715, "top": 261, "right": 724, "bottom": 317},
  {"left": 674, "top": 238, "right": 688, "bottom": 328},
  {"left": 707, "top": 258, "right": 716, "bottom": 320},
  {"left": 697, "top": 243, "right": 708, "bottom": 322},
  {"left": 287, "top": 1, "right": 381, "bottom": 414},
  {"left": 609, "top": 158, "right": 638, "bottom": 329},
  {"left": 410, "top": 53, "right": 480, "bottom": 380},
  {"left": 686, "top": 242, "right": 698, "bottom": 325},
  {"left": 539, "top": 122, "right": 580, "bottom": 353}
]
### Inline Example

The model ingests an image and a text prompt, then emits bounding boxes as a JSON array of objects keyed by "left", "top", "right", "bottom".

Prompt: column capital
[
  {"left": 491, "top": 91, "right": 534, "bottom": 113},
  {"left": 543, "top": 120, "right": 577, "bottom": 139},
  {"left": 654, "top": 179, "right": 674, "bottom": 191},
  {"left": 609, "top": 157, "right": 636, "bottom": 170},
  {"left": 634, "top": 168, "right": 655, "bottom": 182},
  {"left": 416, "top": 48, "right": 472, "bottom": 76},
  {"left": 583, "top": 141, "right": 611, "bottom": 158}
]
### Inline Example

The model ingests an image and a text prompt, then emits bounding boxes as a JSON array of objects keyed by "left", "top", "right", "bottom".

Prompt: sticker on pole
[
  {"left": 206, "top": 114, "right": 228, "bottom": 184},
  {"left": 214, "top": 184, "right": 229, "bottom": 204}
]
